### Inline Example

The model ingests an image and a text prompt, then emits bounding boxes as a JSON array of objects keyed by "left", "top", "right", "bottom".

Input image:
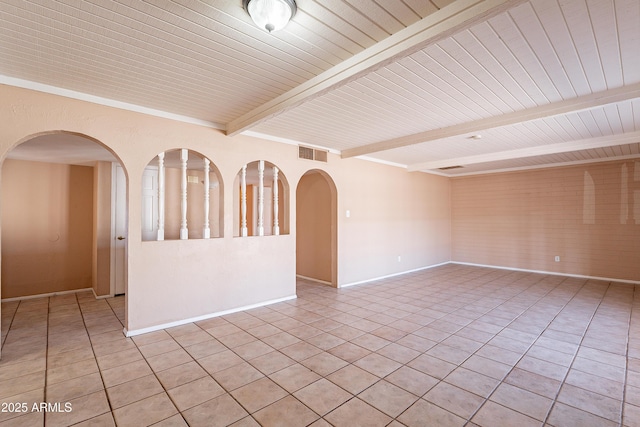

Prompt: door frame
[{"left": 110, "top": 163, "right": 127, "bottom": 296}]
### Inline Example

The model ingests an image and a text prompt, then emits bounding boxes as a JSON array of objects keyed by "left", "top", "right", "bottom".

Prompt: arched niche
[
  {"left": 296, "top": 169, "right": 338, "bottom": 287},
  {"left": 142, "top": 149, "right": 223, "bottom": 241},
  {"left": 233, "top": 160, "right": 290, "bottom": 237}
]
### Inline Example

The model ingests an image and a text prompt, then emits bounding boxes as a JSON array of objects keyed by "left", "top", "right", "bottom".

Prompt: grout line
[{"left": 621, "top": 283, "right": 637, "bottom": 427}]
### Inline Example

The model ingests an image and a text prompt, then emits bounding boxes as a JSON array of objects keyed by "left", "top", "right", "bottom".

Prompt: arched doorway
[
  {"left": 296, "top": 170, "right": 337, "bottom": 287},
  {"left": 1, "top": 131, "right": 127, "bottom": 300}
]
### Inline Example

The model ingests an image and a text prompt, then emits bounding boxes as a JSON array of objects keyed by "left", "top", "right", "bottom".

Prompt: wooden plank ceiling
[{"left": 1, "top": 0, "right": 638, "bottom": 176}]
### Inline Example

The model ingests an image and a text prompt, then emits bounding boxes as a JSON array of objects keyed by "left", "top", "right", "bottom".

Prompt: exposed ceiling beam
[
  {"left": 227, "top": 0, "right": 528, "bottom": 136},
  {"left": 342, "top": 83, "right": 640, "bottom": 158},
  {"left": 407, "top": 131, "right": 640, "bottom": 172}
]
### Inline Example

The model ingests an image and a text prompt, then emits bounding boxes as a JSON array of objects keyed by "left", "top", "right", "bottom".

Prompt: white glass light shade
[{"left": 244, "top": 0, "right": 296, "bottom": 32}]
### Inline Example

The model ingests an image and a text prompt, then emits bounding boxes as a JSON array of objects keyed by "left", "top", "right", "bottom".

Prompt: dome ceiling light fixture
[{"left": 243, "top": 0, "right": 297, "bottom": 33}]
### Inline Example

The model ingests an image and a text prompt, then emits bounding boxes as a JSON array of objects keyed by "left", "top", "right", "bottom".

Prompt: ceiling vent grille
[
  {"left": 438, "top": 165, "right": 464, "bottom": 170},
  {"left": 299, "top": 146, "right": 328, "bottom": 162}
]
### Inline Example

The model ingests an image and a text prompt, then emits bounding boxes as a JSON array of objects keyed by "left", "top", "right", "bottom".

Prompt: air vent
[
  {"left": 438, "top": 165, "right": 464, "bottom": 170},
  {"left": 298, "top": 146, "right": 328, "bottom": 163}
]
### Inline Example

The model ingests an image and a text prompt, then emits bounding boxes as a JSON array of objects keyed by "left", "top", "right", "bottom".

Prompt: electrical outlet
[
  {"left": 397, "top": 256, "right": 401, "bottom": 262},
  {"left": 555, "top": 256, "right": 560, "bottom": 262}
]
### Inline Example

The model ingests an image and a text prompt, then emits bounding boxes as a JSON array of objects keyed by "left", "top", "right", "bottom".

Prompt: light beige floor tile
[
  {"left": 461, "top": 355, "right": 511, "bottom": 380},
  {"left": 444, "top": 367, "right": 500, "bottom": 398},
  {"left": 91, "top": 339, "right": 136, "bottom": 358},
  {"left": 165, "top": 323, "right": 202, "bottom": 337},
  {"left": 260, "top": 331, "right": 301, "bottom": 349},
  {"left": 557, "top": 383, "right": 622, "bottom": 422},
  {"left": 547, "top": 402, "right": 618, "bottom": 427},
  {"left": 46, "top": 372, "right": 104, "bottom": 403},
  {"left": 212, "top": 362, "right": 265, "bottom": 391},
  {"left": 155, "top": 361, "right": 207, "bottom": 390},
  {"left": 471, "top": 401, "right": 542, "bottom": 427},
  {"left": 130, "top": 330, "right": 172, "bottom": 347},
  {"left": 197, "top": 349, "right": 244, "bottom": 374},
  {"left": 171, "top": 330, "right": 213, "bottom": 348},
  {"left": 489, "top": 382, "right": 552, "bottom": 421},
  {"left": 279, "top": 341, "right": 322, "bottom": 362},
  {"left": 106, "top": 374, "right": 164, "bottom": 409},
  {"left": 3, "top": 268, "right": 639, "bottom": 427},
  {"left": 217, "top": 331, "right": 257, "bottom": 348},
  {"left": 300, "top": 352, "right": 348, "bottom": 377},
  {"left": 0, "top": 389, "right": 43, "bottom": 423},
  {"left": 183, "top": 339, "right": 227, "bottom": 359},
  {"left": 73, "top": 412, "right": 116, "bottom": 427},
  {"left": 96, "top": 348, "right": 143, "bottom": 371},
  {"left": 233, "top": 340, "right": 274, "bottom": 360},
  {"left": 269, "top": 363, "right": 322, "bottom": 393},
  {"left": 100, "top": 359, "right": 153, "bottom": 388},
  {"left": 46, "top": 347, "right": 95, "bottom": 369},
  {"left": 146, "top": 348, "right": 193, "bottom": 372},
  {"left": 565, "top": 368, "right": 624, "bottom": 400},
  {"left": 385, "top": 365, "right": 439, "bottom": 397},
  {"left": 182, "top": 393, "right": 248, "bottom": 427},
  {"left": 167, "top": 376, "right": 225, "bottom": 411},
  {"left": 358, "top": 379, "right": 418, "bottom": 417},
  {"left": 137, "top": 339, "right": 181, "bottom": 359},
  {"left": 408, "top": 353, "right": 457, "bottom": 379},
  {"left": 112, "top": 393, "right": 178, "bottom": 427},
  {"left": 0, "top": 358, "right": 45, "bottom": 382},
  {"left": 231, "top": 377, "right": 289, "bottom": 413},
  {"left": 375, "top": 342, "right": 420, "bottom": 364},
  {"left": 504, "top": 367, "right": 561, "bottom": 399},
  {"left": 424, "top": 381, "right": 484, "bottom": 419},
  {"left": 353, "top": 353, "right": 401, "bottom": 377},
  {"left": 0, "top": 371, "right": 45, "bottom": 400},
  {"left": 150, "top": 414, "right": 188, "bottom": 427},
  {"left": 253, "top": 395, "right": 319, "bottom": 426},
  {"left": 248, "top": 350, "right": 296, "bottom": 375},
  {"left": 294, "top": 378, "right": 352, "bottom": 415},
  {"left": 623, "top": 403, "right": 640, "bottom": 427},
  {"left": 0, "top": 411, "right": 44, "bottom": 427},
  {"left": 324, "top": 398, "right": 392, "bottom": 427},
  {"left": 46, "top": 390, "right": 111, "bottom": 427}
]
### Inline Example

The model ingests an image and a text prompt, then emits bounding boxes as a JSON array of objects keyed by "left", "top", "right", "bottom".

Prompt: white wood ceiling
[{"left": 1, "top": 0, "right": 638, "bottom": 176}]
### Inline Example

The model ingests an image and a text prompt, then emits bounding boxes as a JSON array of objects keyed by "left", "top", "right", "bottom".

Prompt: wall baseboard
[
  {"left": 1, "top": 287, "right": 93, "bottom": 303},
  {"left": 450, "top": 261, "right": 640, "bottom": 285},
  {"left": 123, "top": 294, "right": 298, "bottom": 337},
  {"left": 340, "top": 261, "right": 451, "bottom": 288}
]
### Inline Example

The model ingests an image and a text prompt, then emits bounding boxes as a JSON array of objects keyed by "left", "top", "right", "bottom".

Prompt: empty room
[{"left": 0, "top": 0, "right": 639, "bottom": 426}]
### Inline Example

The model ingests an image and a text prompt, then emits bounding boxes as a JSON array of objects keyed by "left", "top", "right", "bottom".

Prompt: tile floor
[{"left": 1, "top": 264, "right": 639, "bottom": 426}]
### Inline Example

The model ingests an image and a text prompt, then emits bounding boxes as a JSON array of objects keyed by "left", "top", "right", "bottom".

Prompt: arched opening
[
  {"left": 233, "top": 160, "right": 290, "bottom": 237},
  {"left": 1, "top": 131, "right": 128, "bottom": 302},
  {"left": 142, "top": 149, "right": 224, "bottom": 241},
  {"left": 296, "top": 169, "right": 337, "bottom": 287}
]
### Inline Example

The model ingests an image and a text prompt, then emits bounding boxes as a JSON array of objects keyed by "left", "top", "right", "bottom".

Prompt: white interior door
[
  {"left": 113, "top": 164, "right": 127, "bottom": 295},
  {"left": 141, "top": 167, "right": 159, "bottom": 241}
]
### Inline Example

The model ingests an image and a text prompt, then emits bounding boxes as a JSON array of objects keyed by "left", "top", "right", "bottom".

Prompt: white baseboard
[
  {"left": 123, "top": 294, "right": 297, "bottom": 337},
  {"left": 1, "top": 287, "right": 93, "bottom": 303},
  {"left": 296, "top": 275, "right": 332, "bottom": 286},
  {"left": 451, "top": 261, "right": 640, "bottom": 285},
  {"left": 340, "top": 261, "right": 451, "bottom": 288}
]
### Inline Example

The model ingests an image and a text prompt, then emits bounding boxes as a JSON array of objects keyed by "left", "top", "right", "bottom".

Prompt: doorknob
[{"left": 117, "top": 236, "right": 125, "bottom": 240}]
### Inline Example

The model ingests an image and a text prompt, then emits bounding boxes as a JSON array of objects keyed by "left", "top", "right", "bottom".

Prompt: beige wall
[
  {"left": 1, "top": 159, "right": 94, "bottom": 298},
  {"left": 297, "top": 171, "right": 332, "bottom": 283},
  {"left": 451, "top": 160, "right": 640, "bottom": 281},
  {"left": 0, "top": 84, "right": 452, "bottom": 334},
  {"left": 334, "top": 160, "right": 452, "bottom": 285}
]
